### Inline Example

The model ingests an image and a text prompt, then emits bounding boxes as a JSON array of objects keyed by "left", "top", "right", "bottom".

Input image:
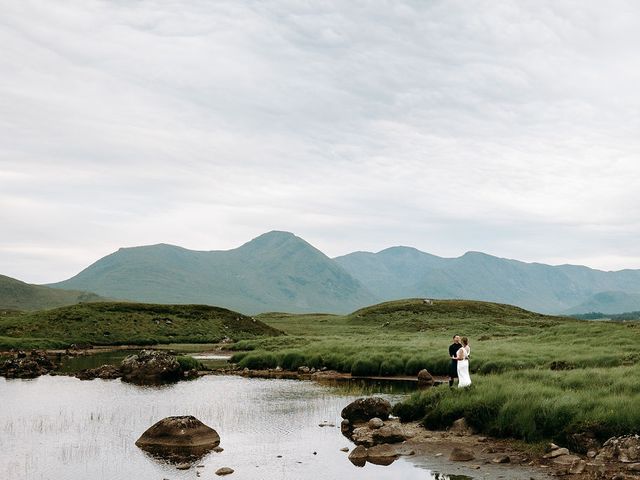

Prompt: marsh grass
[{"left": 393, "top": 365, "right": 640, "bottom": 445}]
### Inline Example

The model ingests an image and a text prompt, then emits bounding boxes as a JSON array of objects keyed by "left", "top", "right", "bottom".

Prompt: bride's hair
[{"left": 461, "top": 336, "right": 469, "bottom": 345}]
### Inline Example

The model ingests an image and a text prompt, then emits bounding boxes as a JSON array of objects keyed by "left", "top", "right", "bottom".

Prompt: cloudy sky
[{"left": 2, "top": 0, "right": 640, "bottom": 283}]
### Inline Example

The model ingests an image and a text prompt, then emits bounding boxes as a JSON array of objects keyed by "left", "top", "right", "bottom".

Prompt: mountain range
[{"left": 4, "top": 230, "right": 640, "bottom": 315}]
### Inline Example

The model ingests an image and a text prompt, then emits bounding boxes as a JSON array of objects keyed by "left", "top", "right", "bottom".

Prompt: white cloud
[{"left": 1, "top": 0, "right": 640, "bottom": 282}]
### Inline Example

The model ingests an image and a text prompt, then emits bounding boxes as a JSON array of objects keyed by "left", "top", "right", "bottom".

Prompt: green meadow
[
  {"left": 1, "top": 297, "right": 638, "bottom": 446},
  {"left": 231, "top": 299, "right": 640, "bottom": 446}
]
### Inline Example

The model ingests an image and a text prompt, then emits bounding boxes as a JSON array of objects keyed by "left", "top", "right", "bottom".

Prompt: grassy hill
[
  {"left": 0, "top": 274, "right": 105, "bottom": 311},
  {"left": 0, "top": 302, "right": 282, "bottom": 349},
  {"left": 49, "top": 231, "right": 377, "bottom": 314}
]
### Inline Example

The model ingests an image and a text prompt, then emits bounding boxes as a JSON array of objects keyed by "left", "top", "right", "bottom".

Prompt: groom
[{"left": 448, "top": 335, "right": 461, "bottom": 387}]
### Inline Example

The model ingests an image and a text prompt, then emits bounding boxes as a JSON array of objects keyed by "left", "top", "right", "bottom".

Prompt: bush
[
  {"left": 238, "top": 352, "right": 278, "bottom": 370},
  {"left": 176, "top": 355, "right": 202, "bottom": 371}
]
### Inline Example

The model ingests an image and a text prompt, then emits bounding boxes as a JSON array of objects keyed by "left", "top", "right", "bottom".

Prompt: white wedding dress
[{"left": 457, "top": 346, "right": 471, "bottom": 388}]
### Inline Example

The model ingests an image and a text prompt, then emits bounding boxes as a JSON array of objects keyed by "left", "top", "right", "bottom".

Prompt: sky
[{"left": 2, "top": 0, "right": 640, "bottom": 284}]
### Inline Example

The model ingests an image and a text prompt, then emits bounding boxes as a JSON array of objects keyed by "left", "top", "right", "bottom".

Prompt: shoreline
[{"left": 3, "top": 347, "right": 639, "bottom": 479}]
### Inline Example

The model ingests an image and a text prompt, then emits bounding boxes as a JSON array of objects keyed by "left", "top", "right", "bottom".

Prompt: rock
[
  {"left": 76, "top": 364, "right": 121, "bottom": 380},
  {"left": 348, "top": 445, "right": 368, "bottom": 467},
  {"left": 366, "top": 444, "right": 399, "bottom": 466},
  {"left": 449, "top": 418, "right": 473, "bottom": 436},
  {"left": 121, "top": 350, "right": 182, "bottom": 385},
  {"left": 318, "top": 421, "right": 335, "bottom": 428},
  {"left": 368, "top": 418, "right": 384, "bottom": 429},
  {"left": 552, "top": 454, "right": 582, "bottom": 466},
  {"left": 417, "top": 369, "right": 434, "bottom": 385},
  {"left": 341, "top": 397, "right": 392, "bottom": 423},
  {"left": 597, "top": 435, "right": 640, "bottom": 463},
  {"left": 450, "top": 447, "right": 475, "bottom": 461},
  {"left": 340, "top": 419, "right": 350, "bottom": 433},
  {"left": 0, "top": 350, "right": 56, "bottom": 379},
  {"left": 215, "top": 467, "right": 234, "bottom": 475},
  {"left": 544, "top": 448, "right": 570, "bottom": 458},
  {"left": 176, "top": 463, "right": 190, "bottom": 470},
  {"left": 340, "top": 447, "right": 349, "bottom": 452},
  {"left": 492, "top": 455, "right": 511, "bottom": 464},
  {"left": 351, "top": 426, "right": 374, "bottom": 446},
  {"left": 297, "top": 366, "right": 310, "bottom": 374},
  {"left": 569, "top": 459, "right": 587, "bottom": 474},
  {"left": 569, "top": 432, "right": 601, "bottom": 453},
  {"left": 213, "top": 446, "right": 224, "bottom": 453},
  {"left": 587, "top": 450, "right": 597, "bottom": 458},
  {"left": 275, "top": 366, "right": 283, "bottom": 372},
  {"left": 627, "top": 463, "right": 640, "bottom": 472},
  {"left": 136, "top": 416, "right": 220, "bottom": 462},
  {"left": 372, "top": 424, "right": 408, "bottom": 444}
]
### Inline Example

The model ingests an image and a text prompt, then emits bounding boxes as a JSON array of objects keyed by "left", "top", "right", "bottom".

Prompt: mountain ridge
[{"left": 36, "top": 231, "right": 640, "bottom": 315}]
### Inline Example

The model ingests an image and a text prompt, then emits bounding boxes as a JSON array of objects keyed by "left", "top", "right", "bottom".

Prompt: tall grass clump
[
  {"left": 176, "top": 355, "right": 203, "bottom": 371},
  {"left": 393, "top": 365, "right": 640, "bottom": 444}
]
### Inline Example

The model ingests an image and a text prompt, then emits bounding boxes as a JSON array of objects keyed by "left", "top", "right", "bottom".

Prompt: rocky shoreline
[{"left": 2, "top": 348, "right": 639, "bottom": 479}]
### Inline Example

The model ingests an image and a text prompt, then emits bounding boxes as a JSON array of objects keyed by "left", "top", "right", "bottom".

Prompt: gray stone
[
  {"left": 121, "top": 350, "right": 182, "bottom": 385},
  {"left": 215, "top": 467, "right": 234, "bottom": 475},
  {"left": 372, "top": 424, "right": 408, "bottom": 444},
  {"left": 341, "top": 397, "right": 392, "bottom": 423},
  {"left": 544, "top": 448, "right": 569, "bottom": 458},
  {"left": 449, "top": 418, "right": 473, "bottom": 436},
  {"left": 417, "top": 369, "right": 434, "bottom": 385},
  {"left": 449, "top": 447, "right": 475, "bottom": 461},
  {"left": 368, "top": 418, "right": 384, "bottom": 429},
  {"left": 569, "top": 459, "right": 586, "bottom": 474},
  {"left": 552, "top": 454, "right": 581, "bottom": 466},
  {"left": 492, "top": 455, "right": 510, "bottom": 464}
]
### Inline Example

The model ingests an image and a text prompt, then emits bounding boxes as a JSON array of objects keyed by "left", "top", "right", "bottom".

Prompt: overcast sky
[{"left": 2, "top": 0, "right": 640, "bottom": 283}]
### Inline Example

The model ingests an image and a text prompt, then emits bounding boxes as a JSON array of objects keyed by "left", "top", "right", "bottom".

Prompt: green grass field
[
  {"left": 229, "top": 299, "right": 640, "bottom": 446},
  {"left": 0, "top": 302, "right": 281, "bottom": 349}
]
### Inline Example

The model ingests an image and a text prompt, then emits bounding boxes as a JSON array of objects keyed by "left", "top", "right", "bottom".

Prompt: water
[{"left": 0, "top": 375, "right": 471, "bottom": 480}]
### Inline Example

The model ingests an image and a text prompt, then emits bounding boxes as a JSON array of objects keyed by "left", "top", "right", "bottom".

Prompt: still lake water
[{"left": 0, "top": 374, "right": 473, "bottom": 480}]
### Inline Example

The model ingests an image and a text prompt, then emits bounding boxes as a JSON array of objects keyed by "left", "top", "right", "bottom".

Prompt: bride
[{"left": 456, "top": 337, "right": 471, "bottom": 388}]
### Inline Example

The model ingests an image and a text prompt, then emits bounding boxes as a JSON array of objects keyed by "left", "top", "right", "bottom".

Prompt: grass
[
  {"left": 392, "top": 366, "right": 640, "bottom": 448},
  {"left": 231, "top": 298, "right": 640, "bottom": 445},
  {"left": 0, "top": 302, "right": 282, "bottom": 349},
  {"left": 3, "top": 296, "right": 639, "bottom": 445},
  {"left": 230, "top": 299, "right": 639, "bottom": 377}
]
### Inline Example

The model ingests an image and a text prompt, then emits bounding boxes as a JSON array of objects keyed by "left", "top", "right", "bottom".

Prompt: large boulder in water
[
  {"left": 136, "top": 416, "right": 221, "bottom": 463},
  {"left": 0, "top": 350, "right": 56, "bottom": 379},
  {"left": 341, "top": 397, "right": 392, "bottom": 423},
  {"left": 120, "top": 350, "right": 182, "bottom": 385}
]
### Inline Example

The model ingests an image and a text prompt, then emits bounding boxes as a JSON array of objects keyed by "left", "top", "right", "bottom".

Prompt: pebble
[
  {"left": 215, "top": 467, "right": 234, "bottom": 476},
  {"left": 176, "top": 463, "right": 191, "bottom": 470},
  {"left": 340, "top": 447, "right": 349, "bottom": 452},
  {"left": 213, "top": 447, "right": 224, "bottom": 453}
]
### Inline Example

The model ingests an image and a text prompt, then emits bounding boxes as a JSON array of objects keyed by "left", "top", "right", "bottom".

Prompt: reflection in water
[{"left": 1, "top": 375, "right": 471, "bottom": 480}]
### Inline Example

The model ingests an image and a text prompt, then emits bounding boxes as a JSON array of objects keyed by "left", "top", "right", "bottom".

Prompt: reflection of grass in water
[{"left": 317, "top": 378, "right": 419, "bottom": 396}]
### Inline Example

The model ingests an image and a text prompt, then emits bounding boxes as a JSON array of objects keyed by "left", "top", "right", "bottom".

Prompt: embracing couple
[{"left": 448, "top": 335, "right": 471, "bottom": 388}]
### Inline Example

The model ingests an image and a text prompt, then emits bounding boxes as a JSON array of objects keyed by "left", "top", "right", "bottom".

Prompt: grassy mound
[{"left": 0, "top": 302, "right": 282, "bottom": 349}]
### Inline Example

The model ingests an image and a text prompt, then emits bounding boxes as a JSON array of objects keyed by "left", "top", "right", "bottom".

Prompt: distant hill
[
  {"left": 49, "top": 231, "right": 377, "bottom": 314},
  {"left": 43, "top": 231, "right": 640, "bottom": 315},
  {"left": 0, "top": 274, "right": 105, "bottom": 311},
  {"left": 563, "top": 291, "right": 640, "bottom": 315},
  {"left": 335, "top": 247, "right": 640, "bottom": 314},
  {"left": 0, "top": 302, "right": 282, "bottom": 348}
]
